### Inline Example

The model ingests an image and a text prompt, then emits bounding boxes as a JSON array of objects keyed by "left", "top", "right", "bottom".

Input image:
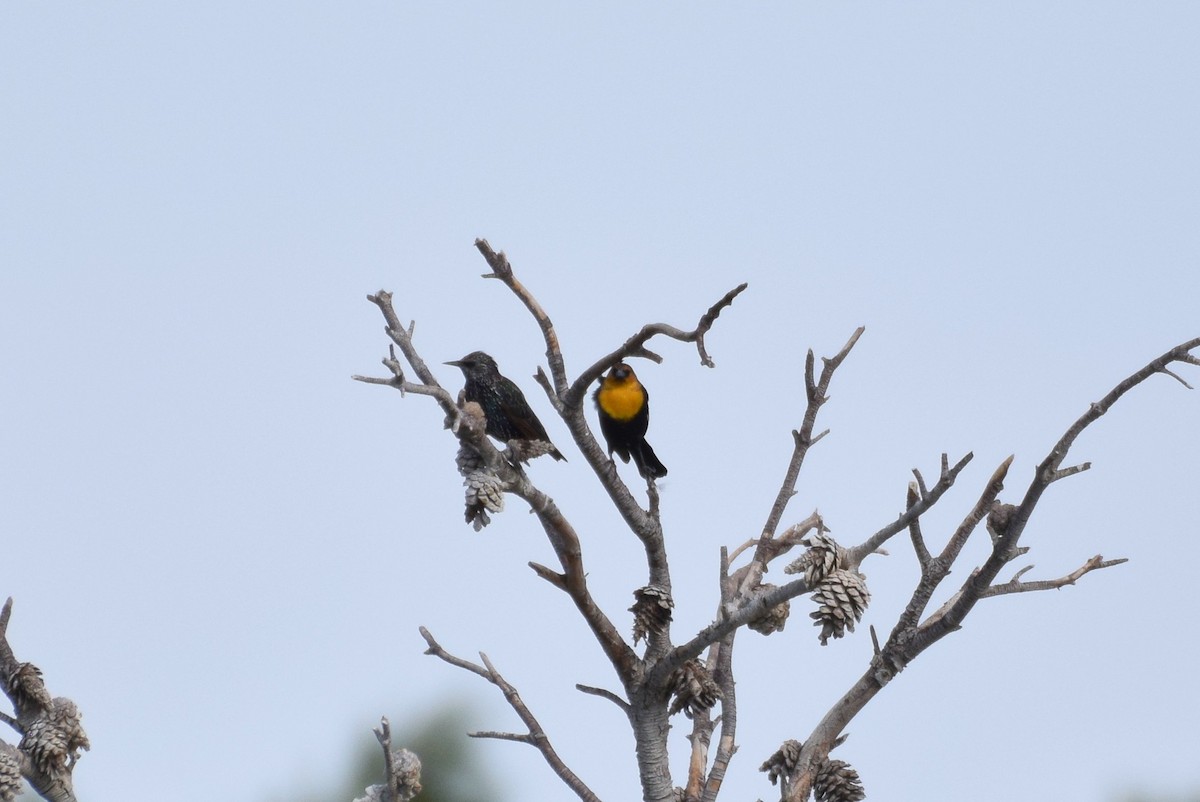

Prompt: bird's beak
[{"left": 444, "top": 359, "right": 465, "bottom": 368}]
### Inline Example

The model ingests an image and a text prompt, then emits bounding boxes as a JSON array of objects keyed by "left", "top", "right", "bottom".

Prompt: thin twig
[
  {"left": 470, "top": 730, "right": 535, "bottom": 744},
  {"left": 475, "top": 239, "right": 569, "bottom": 399},
  {"left": 906, "top": 484, "right": 932, "bottom": 566},
  {"left": 980, "top": 555, "right": 1127, "bottom": 598},
  {"left": 781, "top": 338, "right": 1199, "bottom": 802},
  {"left": 760, "top": 328, "right": 864, "bottom": 543},
  {"left": 844, "top": 452, "right": 974, "bottom": 568},
  {"left": 373, "top": 717, "right": 398, "bottom": 802},
  {"left": 420, "top": 628, "right": 602, "bottom": 802},
  {"left": 927, "top": 338, "right": 1200, "bottom": 644},
  {"left": 575, "top": 684, "right": 632, "bottom": 714},
  {"left": 563, "top": 283, "right": 750, "bottom": 410}
]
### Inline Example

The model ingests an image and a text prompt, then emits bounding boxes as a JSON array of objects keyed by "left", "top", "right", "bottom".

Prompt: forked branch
[
  {"left": 981, "top": 555, "right": 1128, "bottom": 598},
  {"left": 563, "top": 283, "right": 750, "bottom": 410},
  {"left": 760, "top": 328, "right": 864, "bottom": 544},
  {"left": 777, "top": 337, "right": 1198, "bottom": 801},
  {"left": 420, "top": 627, "right": 602, "bottom": 802}
]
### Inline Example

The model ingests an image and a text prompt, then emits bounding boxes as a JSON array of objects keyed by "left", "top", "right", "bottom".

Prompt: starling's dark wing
[
  {"left": 497, "top": 380, "right": 552, "bottom": 442},
  {"left": 497, "top": 377, "right": 566, "bottom": 460}
]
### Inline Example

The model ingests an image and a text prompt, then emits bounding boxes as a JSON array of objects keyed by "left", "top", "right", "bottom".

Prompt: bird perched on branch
[
  {"left": 445, "top": 351, "right": 565, "bottom": 461},
  {"left": 594, "top": 362, "right": 667, "bottom": 479}
]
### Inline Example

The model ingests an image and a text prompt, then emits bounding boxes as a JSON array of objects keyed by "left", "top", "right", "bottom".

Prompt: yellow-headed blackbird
[
  {"left": 593, "top": 362, "right": 667, "bottom": 479},
  {"left": 446, "top": 351, "right": 566, "bottom": 461}
]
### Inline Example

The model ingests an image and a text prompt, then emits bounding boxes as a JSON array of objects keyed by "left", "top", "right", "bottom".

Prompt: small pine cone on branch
[
  {"left": 8, "top": 662, "right": 52, "bottom": 716},
  {"left": 668, "top": 659, "right": 722, "bottom": 718},
  {"left": 785, "top": 531, "right": 844, "bottom": 587},
  {"left": 630, "top": 585, "right": 674, "bottom": 645},
  {"left": 810, "top": 569, "right": 870, "bottom": 645},
  {"left": 19, "top": 698, "right": 90, "bottom": 779},
  {"left": 814, "top": 758, "right": 866, "bottom": 802},
  {"left": 456, "top": 444, "right": 504, "bottom": 531},
  {"left": 760, "top": 739, "right": 804, "bottom": 787},
  {"left": 987, "top": 501, "right": 1018, "bottom": 545},
  {"left": 390, "top": 748, "right": 423, "bottom": 801},
  {"left": 747, "top": 584, "right": 790, "bottom": 635},
  {"left": 0, "top": 745, "right": 22, "bottom": 802}
]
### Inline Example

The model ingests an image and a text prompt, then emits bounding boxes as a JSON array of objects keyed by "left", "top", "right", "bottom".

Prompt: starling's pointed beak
[{"left": 444, "top": 359, "right": 465, "bottom": 368}]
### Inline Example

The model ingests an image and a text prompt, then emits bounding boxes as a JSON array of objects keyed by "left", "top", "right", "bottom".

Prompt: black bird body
[
  {"left": 593, "top": 362, "right": 667, "bottom": 479},
  {"left": 446, "top": 351, "right": 565, "bottom": 461}
]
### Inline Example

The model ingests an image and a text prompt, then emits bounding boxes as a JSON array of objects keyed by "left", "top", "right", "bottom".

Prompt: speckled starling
[
  {"left": 445, "top": 351, "right": 565, "bottom": 461},
  {"left": 594, "top": 362, "right": 667, "bottom": 479}
]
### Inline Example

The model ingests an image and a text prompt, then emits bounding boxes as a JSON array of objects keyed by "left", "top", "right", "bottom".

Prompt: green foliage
[{"left": 270, "top": 701, "right": 506, "bottom": 802}]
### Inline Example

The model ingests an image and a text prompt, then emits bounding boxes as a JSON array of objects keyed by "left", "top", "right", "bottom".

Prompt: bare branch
[
  {"left": 660, "top": 575, "right": 812, "bottom": 680},
  {"left": 699, "top": 632, "right": 738, "bottom": 802},
  {"left": 905, "top": 484, "right": 932, "bottom": 566},
  {"left": 576, "top": 684, "right": 631, "bottom": 714},
  {"left": 980, "top": 555, "right": 1128, "bottom": 598},
  {"left": 419, "top": 628, "right": 602, "bottom": 802},
  {"left": 1049, "top": 462, "right": 1091, "bottom": 484},
  {"left": 912, "top": 467, "right": 930, "bottom": 500},
  {"left": 475, "top": 239, "right": 570, "bottom": 399},
  {"left": 362, "top": 288, "right": 638, "bottom": 683},
  {"left": 528, "top": 562, "right": 568, "bottom": 591},
  {"left": 470, "top": 730, "right": 535, "bottom": 744},
  {"left": 362, "top": 292, "right": 460, "bottom": 418},
  {"left": 1161, "top": 367, "right": 1194, "bottom": 389},
  {"left": 923, "top": 338, "right": 1200, "bottom": 644},
  {"left": 844, "top": 451, "right": 974, "bottom": 568},
  {"left": 374, "top": 718, "right": 399, "bottom": 802},
  {"left": 761, "top": 328, "right": 864, "bottom": 542},
  {"left": 564, "top": 282, "right": 749, "bottom": 410}
]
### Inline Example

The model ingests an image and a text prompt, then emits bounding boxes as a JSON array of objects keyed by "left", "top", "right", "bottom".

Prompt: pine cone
[
  {"left": 19, "top": 698, "right": 90, "bottom": 779},
  {"left": 668, "top": 660, "right": 722, "bottom": 718},
  {"left": 987, "top": 501, "right": 1018, "bottom": 545},
  {"left": 760, "top": 739, "right": 804, "bottom": 787},
  {"left": 814, "top": 758, "right": 866, "bottom": 802},
  {"left": 785, "top": 532, "right": 843, "bottom": 587},
  {"left": 8, "top": 662, "right": 51, "bottom": 716},
  {"left": 352, "top": 786, "right": 385, "bottom": 802},
  {"left": 457, "top": 444, "right": 504, "bottom": 530},
  {"left": 810, "top": 569, "right": 870, "bottom": 645},
  {"left": 630, "top": 585, "right": 674, "bottom": 645},
  {"left": 747, "top": 584, "right": 790, "bottom": 635},
  {"left": 0, "top": 745, "right": 22, "bottom": 802},
  {"left": 390, "top": 748, "right": 422, "bottom": 801}
]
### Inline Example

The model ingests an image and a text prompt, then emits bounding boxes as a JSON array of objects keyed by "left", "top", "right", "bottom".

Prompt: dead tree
[{"left": 354, "top": 239, "right": 1198, "bottom": 802}]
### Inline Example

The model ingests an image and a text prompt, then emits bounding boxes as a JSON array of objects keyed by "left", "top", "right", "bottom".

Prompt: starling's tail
[{"left": 632, "top": 440, "right": 668, "bottom": 479}]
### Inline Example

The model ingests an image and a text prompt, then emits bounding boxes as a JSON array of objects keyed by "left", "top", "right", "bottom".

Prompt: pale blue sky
[{"left": 2, "top": 4, "right": 1198, "bottom": 801}]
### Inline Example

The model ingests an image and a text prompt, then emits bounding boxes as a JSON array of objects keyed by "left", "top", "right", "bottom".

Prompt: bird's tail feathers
[{"left": 632, "top": 441, "right": 668, "bottom": 479}]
